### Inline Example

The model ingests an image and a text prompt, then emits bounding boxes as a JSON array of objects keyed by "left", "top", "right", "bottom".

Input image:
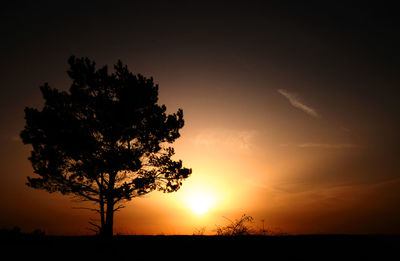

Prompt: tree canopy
[{"left": 20, "top": 56, "right": 192, "bottom": 236}]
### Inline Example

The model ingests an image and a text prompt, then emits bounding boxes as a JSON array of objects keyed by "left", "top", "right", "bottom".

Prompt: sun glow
[
  {"left": 189, "top": 194, "right": 213, "bottom": 215},
  {"left": 179, "top": 180, "right": 220, "bottom": 216}
]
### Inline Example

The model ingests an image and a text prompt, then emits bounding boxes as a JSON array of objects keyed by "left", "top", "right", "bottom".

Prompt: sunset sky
[{"left": 1, "top": 1, "right": 399, "bottom": 235}]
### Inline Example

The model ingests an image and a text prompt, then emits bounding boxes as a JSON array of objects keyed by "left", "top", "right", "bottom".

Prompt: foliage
[
  {"left": 20, "top": 56, "right": 191, "bottom": 236},
  {"left": 0, "top": 227, "right": 45, "bottom": 239},
  {"left": 192, "top": 227, "right": 207, "bottom": 236},
  {"left": 216, "top": 214, "right": 254, "bottom": 236}
]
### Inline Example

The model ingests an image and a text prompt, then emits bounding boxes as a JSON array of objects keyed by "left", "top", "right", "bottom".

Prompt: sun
[
  {"left": 178, "top": 179, "right": 220, "bottom": 216},
  {"left": 188, "top": 194, "right": 213, "bottom": 215}
]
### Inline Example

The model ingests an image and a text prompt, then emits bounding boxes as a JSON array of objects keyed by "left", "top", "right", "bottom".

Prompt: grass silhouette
[{"left": 1, "top": 225, "right": 399, "bottom": 259}]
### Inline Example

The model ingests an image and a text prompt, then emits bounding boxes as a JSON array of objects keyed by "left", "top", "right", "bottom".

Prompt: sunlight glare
[{"left": 189, "top": 194, "right": 213, "bottom": 215}]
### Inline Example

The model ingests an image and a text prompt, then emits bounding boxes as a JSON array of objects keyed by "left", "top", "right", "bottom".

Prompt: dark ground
[{"left": 1, "top": 233, "right": 399, "bottom": 260}]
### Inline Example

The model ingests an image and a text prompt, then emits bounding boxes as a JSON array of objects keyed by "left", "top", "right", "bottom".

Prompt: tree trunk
[
  {"left": 99, "top": 193, "right": 105, "bottom": 235},
  {"left": 98, "top": 173, "right": 106, "bottom": 237},
  {"left": 101, "top": 174, "right": 115, "bottom": 238},
  {"left": 101, "top": 201, "right": 114, "bottom": 237}
]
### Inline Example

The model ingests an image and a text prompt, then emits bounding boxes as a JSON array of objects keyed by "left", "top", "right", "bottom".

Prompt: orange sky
[
  {"left": 1, "top": 2, "right": 399, "bottom": 235},
  {"left": 1, "top": 70, "right": 399, "bottom": 235}
]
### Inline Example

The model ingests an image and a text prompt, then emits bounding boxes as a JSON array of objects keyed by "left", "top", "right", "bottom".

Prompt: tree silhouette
[{"left": 20, "top": 56, "right": 192, "bottom": 237}]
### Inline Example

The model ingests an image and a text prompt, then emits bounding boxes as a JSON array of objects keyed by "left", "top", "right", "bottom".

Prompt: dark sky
[
  {"left": 2, "top": 1, "right": 399, "bottom": 123},
  {"left": 1, "top": 1, "right": 399, "bottom": 235}
]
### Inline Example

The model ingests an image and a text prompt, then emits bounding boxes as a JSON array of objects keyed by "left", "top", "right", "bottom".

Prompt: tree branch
[
  {"left": 88, "top": 221, "right": 101, "bottom": 229},
  {"left": 114, "top": 205, "right": 125, "bottom": 212},
  {"left": 72, "top": 207, "right": 100, "bottom": 213}
]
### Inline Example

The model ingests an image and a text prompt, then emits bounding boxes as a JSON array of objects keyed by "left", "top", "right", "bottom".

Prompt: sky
[{"left": 1, "top": 1, "right": 399, "bottom": 235}]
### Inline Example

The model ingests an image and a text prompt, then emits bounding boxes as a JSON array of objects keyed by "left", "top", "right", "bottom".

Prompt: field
[{"left": 1, "top": 234, "right": 399, "bottom": 259}]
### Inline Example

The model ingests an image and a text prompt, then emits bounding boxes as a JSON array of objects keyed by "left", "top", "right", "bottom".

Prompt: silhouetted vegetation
[
  {"left": 192, "top": 226, "right": 207, "bottom": 236},
  {"left": 215, "top": 214, "right": 255, "bottom": 236},
  {"left": 1, "top": 233, "right": 399, "bottom": 259},
  {"left": 213, "top": 214, "right": 288, "bottom": 236},
  {"left": 0, "top": 226, "right": 45, "bottom": 239},
  {"left": 20, "top": 56, "right": 191, "bottom": 237}
]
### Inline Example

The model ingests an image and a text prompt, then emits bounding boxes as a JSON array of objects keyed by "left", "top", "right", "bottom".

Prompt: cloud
[
  {"left": 193, "top": 128, "right": 257, "bottom": 152},
  {"left": 340, "top": 126, "right": 351, "bottom": 132},
  {"left": 245, "top": 178, "right": 269, "bottom": 190},
  {"left": 277, "top": 89, "right": 320, "bottom": 118},
  {"left": 11, "top": 135, "right": 20, "bottom": 142},
  {"left": 297, "top": 143, "right": 360, "bottom": 149}
]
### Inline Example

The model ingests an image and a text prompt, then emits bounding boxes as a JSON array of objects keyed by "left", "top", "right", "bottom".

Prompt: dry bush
[
  {"left": 215, "top": 214, "right": 254, "bottom": 236},
  {"left": 192, "top": 227, "right": 207, "bottom": 236}
]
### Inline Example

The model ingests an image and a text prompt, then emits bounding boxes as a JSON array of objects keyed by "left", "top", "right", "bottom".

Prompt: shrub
[{"left": 215, "top": 214, "right": 254, "bottom": 236}]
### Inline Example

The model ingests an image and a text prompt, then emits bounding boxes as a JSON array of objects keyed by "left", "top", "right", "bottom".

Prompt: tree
[{"left": 20, "top": 56, "right": 192, "bottom": 237}]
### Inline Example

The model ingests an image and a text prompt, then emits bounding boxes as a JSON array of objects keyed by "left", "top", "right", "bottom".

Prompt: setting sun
[
  {"left": 179, "top": 181, "right": 220, "bottom": 217},
  {"left": 189, "top": 194, "right": 213, "bottom": 215}
]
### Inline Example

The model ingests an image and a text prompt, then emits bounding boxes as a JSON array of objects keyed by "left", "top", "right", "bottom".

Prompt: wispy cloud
[
  {"left": 193, "top": 128, "right": 257, "bottom": 153},
  {"left": 11, "top": 135, "right": 20, "bottom": 142},
  {"left": 245, "top": 179, "right": 269, "bottom": 190},
  {"left": 297, "top": 143, "right": 360, "bottom": 149},
  {"left": 277, "top": 89, "right": 320, "bottom": 118}
]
